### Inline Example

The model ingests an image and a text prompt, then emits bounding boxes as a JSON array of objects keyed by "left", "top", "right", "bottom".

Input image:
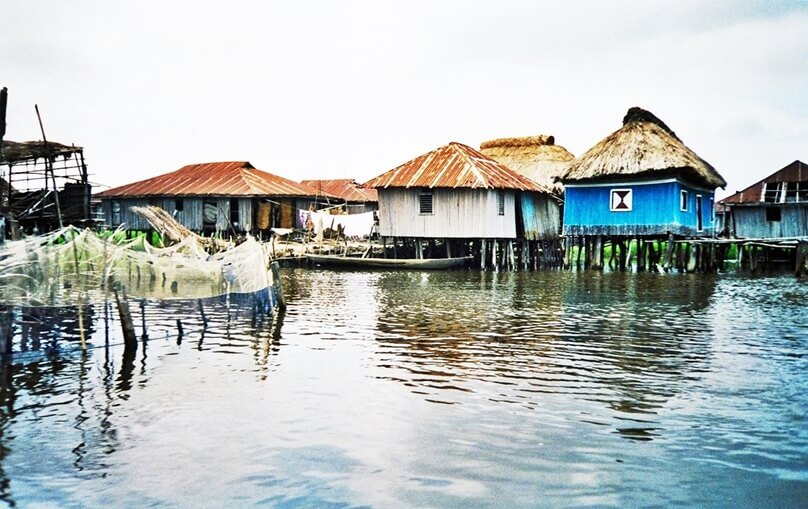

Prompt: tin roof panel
[{"left": 365, "top": 142, "right": 548, "bottom": 192}]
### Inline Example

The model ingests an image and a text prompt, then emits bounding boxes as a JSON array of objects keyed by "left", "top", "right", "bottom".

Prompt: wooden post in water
[
  {"left": 139, "top": 299, "right": 148, "bottom": 339},
  {"left": 663, "top": 234, "right": 675, "bottom": 271},
  {"left": 795, "top": 241, "right": 808, "bottom": 278},
  {"left": 686, "top": 242, "right": 698, "bottom": 272},
  {"left": 197, "top": 299, "right": 209, "bottom": 328},
  {"left": 2, "top": 308, "right": 13, "bottom": 355},
  {"left": 114, "top": 287, "right": 138, "bottom": 349},
  {"left": 270, "top": 260, "right": 286, "bottom": 310},
  {"left": 508, "top": 240, "right": 516, "bottom": 271}
]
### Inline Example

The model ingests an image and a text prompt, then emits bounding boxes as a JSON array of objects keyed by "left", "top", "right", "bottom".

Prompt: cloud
[{"left": 0, "top": 1, "right": 805, "bottom": 194}]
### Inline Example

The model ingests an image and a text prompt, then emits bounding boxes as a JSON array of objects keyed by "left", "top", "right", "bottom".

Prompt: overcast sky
[{"left": 2, "top": 1, "right": 806, "bottom": 198}]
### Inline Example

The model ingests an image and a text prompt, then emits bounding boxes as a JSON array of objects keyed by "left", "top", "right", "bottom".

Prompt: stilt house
[
  {"left": 718, "top": 160, "right": 808, "bottom": 238},
  {"left": 364, "top": 142, "right": 559, "bottom": 264},
  {"left": 299, "top": 179, "right": 378, "bottom": 214},
  {"left": 479, "top": 134, "right": 574, "bottom": 196},
  {"left": 97, "top": 161, "right": 334, "bottom": 235},
  {"left": 558, "top": 107, "right": 726, "bottom": 238}
]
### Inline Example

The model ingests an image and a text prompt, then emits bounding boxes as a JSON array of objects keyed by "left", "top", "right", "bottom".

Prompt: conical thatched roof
[
  {"left": 479, "top": 135, "right": 573, "bottom": 194},
  {"left": 558, "top": 107, "right": 726, "bottom": 189}
]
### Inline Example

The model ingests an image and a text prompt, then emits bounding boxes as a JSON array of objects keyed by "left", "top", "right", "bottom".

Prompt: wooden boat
[{"left": 307, "top": 254, "right": 472, "bottom": 270}]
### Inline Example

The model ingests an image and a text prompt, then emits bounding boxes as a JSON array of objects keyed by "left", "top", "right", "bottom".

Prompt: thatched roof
[
  {"left": 1, "top": 140, "right": 84, "bottom": 164},
  {"left": 479, "top": 135, "right": 573, "bottom": 194},
  {"left": 558, "top": 107, "right": 726, "bottom": 189}
]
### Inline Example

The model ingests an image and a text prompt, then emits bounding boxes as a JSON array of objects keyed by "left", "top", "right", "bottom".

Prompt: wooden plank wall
[
  {"left": 733, "top": 205, "right": 808, "bottom": 238},
  {"left": 377, "top": 188, "right": 517, "bottom": 238},
  {"left": 102, "top": 197, "right": 254, "bottom": 233}
]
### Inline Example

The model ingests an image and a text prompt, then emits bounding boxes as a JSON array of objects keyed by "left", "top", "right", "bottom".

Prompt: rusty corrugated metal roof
[
  {"left": 98, "top": 161, "right": 336, "bottom": 199},
  {"left": 299, "top": 179, "right": 378, "bottom": 202},
  {"left": 719, "top": 160, "right": 807, "bottom": 205},
  {"left": 364, "top": 142, "right": 549, "bottom": 192}
]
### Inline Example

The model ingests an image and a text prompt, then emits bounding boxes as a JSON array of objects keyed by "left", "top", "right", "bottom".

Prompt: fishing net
[{"left": 0, "top": 226, "right": 274, "bottom": 307}]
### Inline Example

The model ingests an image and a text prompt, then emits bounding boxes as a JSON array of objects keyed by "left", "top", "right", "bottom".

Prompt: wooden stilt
[
  {"left": 795, "top": 241, "right": 807, "bottom": 278},
  {"left": 686, "top": 242, "right": 698, "bottom": 272},
  {"left": 198, "top": 299, "right": 209, "bottom": 328},
  {"left": 114, "top": 287, "right": 138, "bottom": 348},
  {"left": 508, "top": 241, "right": 516, "bottom": 270},
  {"left": 2, "top": 308, "right": 13, "bottom": 355},
  {"left": 663, "top": 234, "right": 675, "bottom": 271},
  {"left": 270, "top": 261, "right": 286, "bottom": 310}
]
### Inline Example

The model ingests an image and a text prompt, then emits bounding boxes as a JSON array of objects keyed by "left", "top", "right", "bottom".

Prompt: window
[
  {"left": 762, "top": 182, "right": 782, "bottom": 203},
  {"left": 111, "top": 201, "right": 121, "bottom": 225},
  {"left": 419, "top": 190, "right": 433, "bottom": 215},
  {"left": 203, "top": 199, "right": 217, "bottom": 229},
  {"left": 766, "top": 207, "right": 781, "bottom": 222},
  {"left": 696, "top": 195, "right": 703, "bottom": 232},
  {"left": 175, "top": 199, "right": 184, "bottom": 212},
  {"left": 680, "top": 190, "right": 688, "bottom": 211},
  {"left": 784, "top": 182, "right": 801, "bottom": 203},
  {"left": 799, "top": 181, "right": 808, "bottom": 202},
  {"left": 497, "top": 190, "right": 505, "bottom": 216},
  {"left": 230, "top": 198, "right": 240, "bottom": 227},
  {"left": 610, "top": 189, "right": 632, "bottom": 211}
]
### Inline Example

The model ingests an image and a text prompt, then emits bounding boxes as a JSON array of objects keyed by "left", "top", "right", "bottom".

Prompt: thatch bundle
[
  {"left": 480, "top": 135, "right": 573, "bottom": 194},
  {"left": 557, "top": 107, "right": 726, "bottom": 189},
  {"left": 131, "top": 205, "right": 231, "bottom": 252},
  {"left": 256, "top": 201, "right": 271, "bottom": 230},
  {"left": 1, "top": 140, "right": 83, "bottom": 164}
]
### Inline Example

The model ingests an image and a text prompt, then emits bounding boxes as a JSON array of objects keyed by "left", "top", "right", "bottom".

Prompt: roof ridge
[{"left": 452, "top": 143, "right": 490, "bottom": 189}]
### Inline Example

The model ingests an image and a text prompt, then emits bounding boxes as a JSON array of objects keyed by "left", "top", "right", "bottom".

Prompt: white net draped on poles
[{"left": 0, "top": 227, "right": 273, "bottom": 307}]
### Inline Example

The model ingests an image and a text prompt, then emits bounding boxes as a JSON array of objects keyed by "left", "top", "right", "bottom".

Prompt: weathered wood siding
[
  {"left": 521, "top": 193, "right": 561, "bottom": 240},
  {"left": 102, "top": 197, "right": 254, "bottom": 233},
  {"left": 732, "top": 204, "right": 808, "bottom": 238},
  {"left": 377, "top": 188, "right": 517, "bottom": 238},
  {"left": 563, "top": 179, "right": 717, "bottom": 237}
]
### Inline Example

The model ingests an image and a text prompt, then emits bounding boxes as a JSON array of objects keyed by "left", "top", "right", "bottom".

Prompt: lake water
[{"left": 0, "top": 269, "right": 806, "bottom": 508}]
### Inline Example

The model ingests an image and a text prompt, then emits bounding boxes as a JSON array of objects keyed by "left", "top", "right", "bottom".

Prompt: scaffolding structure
[{"left": 1, "top": 139, "right": 92, "bottom": 236}]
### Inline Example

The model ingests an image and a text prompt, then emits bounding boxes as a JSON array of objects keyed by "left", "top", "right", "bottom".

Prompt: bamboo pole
[{"left": 69, "top": 228, "right": 86, "bottom": 350}]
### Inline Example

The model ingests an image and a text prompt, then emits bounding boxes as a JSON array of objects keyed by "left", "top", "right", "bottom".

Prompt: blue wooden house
[{"left": 559, "top": 107, "right": 727, "bottom": 239}]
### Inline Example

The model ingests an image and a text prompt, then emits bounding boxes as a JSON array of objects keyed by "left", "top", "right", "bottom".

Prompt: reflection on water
[{"left": 0, "top": 271, "right": 806, "bottom": 507}]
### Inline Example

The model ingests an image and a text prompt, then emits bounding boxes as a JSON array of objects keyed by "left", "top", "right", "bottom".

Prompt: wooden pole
[
  {"left": 795, "top": 241, "right": 807, "bottom": 278},
  {"left": 69, "top": 228, "right": 86, "bottom": 350},
  {"left": 197, "top": 299, "right": 209, "bottom": 328},
  {"left": 0, "top": 87, "right": 7, "bottom": 148},
  {"left": 270, "top": 260, "right": 286, "bottom": 310},
  {"left": 663, "top": 234, "right": 675, "bottom": 271},
  {"left": 686, "top": 242, "right": 698, "bottom": 272},
  {"left": 2, "top": 307, "right": 13, "bottom": 355},
  {"left": 35, "top": 104, "right": 63, "bottom": 229},
  {"left": 114, "top": 287, "right": 138, "bottom": 348},
  {"left": 139, "top": 299, "right": 147, "bottom": 339}
]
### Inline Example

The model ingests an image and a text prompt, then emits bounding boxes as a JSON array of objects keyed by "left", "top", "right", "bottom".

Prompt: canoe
[{"left": 306, "top": 254, "right": 472, "bottom": 270}]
